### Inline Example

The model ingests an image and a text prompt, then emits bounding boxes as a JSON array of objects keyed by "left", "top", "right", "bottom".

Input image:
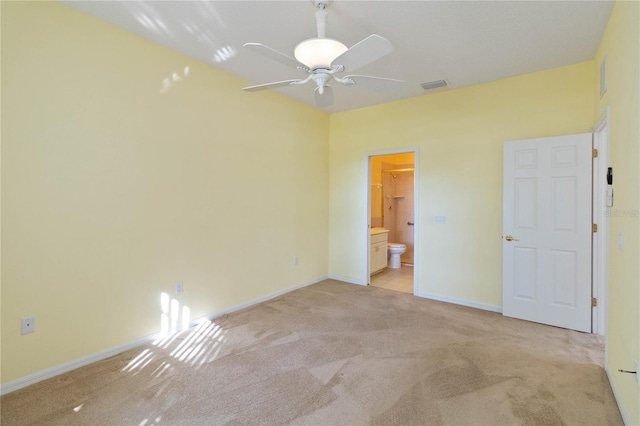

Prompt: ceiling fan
[{"left": 242, "top": 0, "right": 404, "bottom": 108}]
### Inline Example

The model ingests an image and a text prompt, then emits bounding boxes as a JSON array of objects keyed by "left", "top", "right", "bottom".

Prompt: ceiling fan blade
[
  {"left": 343, "top": 75, "right": 405, "bottom": 92},
  {"left": 243, "top": 79, "right": 302, "bottom": 92},
  {"left": 243, "top": 43, "right": 306, "bottom": 70},
  {"left": 314, "top": 86, "right": 334, "bottom": 108},
  {"left": 331, "top": 34, "right": 394, "bottom": 73}
]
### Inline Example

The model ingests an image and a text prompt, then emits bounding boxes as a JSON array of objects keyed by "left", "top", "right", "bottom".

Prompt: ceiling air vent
[{"left": 421, "top": 79, "right": 448, "bottom": 91}]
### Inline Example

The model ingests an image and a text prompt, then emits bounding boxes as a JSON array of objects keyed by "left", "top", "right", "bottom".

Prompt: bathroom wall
[{"left": 370, "top": 156, "right": 384, "bottom": 228}]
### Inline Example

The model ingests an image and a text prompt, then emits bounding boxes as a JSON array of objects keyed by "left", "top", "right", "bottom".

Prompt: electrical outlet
[
  {"left": 293, "top": 256, "right": 299, "bottom": 266},
  {"left": 176, "top": 282, "right": 183, "bottom": 295},
  {"left": 21, "top": 316, "right": 35, "bottom": 335}
]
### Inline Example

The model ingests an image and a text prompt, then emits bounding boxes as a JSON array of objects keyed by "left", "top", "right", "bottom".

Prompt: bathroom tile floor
[{"left": 370, "top": 264, "right": 413, "bottom": 293}]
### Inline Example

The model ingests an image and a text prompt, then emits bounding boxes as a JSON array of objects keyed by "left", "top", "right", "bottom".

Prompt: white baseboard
[
  {"left": 416, "top": 291, "right": 502, "bottom": 314},
  {"left": 202, "top": 275, "right": 327, "bottom": 321},
  {"left": 605, "top": 366, "right": 632, "bottom": 426},
  {"left": 0, "top": 334, "right": 160, "bottom": 396},
  {"left": 327, "top": 274, "right": 365, "bottom": 285},
  {"left": 0, "top": 275, "right": 327, "bottom": 396}
]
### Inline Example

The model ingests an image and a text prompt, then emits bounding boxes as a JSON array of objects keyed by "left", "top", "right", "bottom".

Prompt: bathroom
[{"left": 369, "top": 153, "right": 415, "bottom": 293}]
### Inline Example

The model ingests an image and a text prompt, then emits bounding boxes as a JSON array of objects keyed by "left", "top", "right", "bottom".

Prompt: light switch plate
[{"left": 434, "top": 215, "right": 447, "bottom": 224}]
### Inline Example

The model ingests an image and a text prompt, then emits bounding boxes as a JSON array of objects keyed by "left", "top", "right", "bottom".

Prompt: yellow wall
[
  {"left": 594, "top": 1, "right": 640, "bottom": 423},
  {"left": 329, "top": 61, "right": 595, "bottom": 305},
  {"left": 1, "top": 2, "right": 329, "bottom": 383}
]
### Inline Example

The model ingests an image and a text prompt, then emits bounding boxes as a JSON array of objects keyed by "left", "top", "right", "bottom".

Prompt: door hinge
[
  {"left": 593, "top": 148, "right": 599, "bottom": 158},
  {"left": 592, "top": 223, "right": 598, "bottom": 233},
  {"left": 592, "top": 297, "right": 598, "bottom": 307}
]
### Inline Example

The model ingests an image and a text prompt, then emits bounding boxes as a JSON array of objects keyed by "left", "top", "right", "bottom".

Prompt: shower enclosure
[{"left": 380, "top": 166, "right": 414, "bottom": 264}]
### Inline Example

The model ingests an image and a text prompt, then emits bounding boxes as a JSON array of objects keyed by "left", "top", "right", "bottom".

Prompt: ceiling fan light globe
[{"left": 294, "top": 38, "right": 347, "bottom": 70}]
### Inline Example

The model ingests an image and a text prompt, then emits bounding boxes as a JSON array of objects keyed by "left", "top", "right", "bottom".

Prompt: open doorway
[{"left": 368, "top": 152, "right": 416, "bottom": 294}]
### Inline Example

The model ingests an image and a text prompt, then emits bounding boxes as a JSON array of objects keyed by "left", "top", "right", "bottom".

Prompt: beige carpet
[{"left": 1, "top": 280, "right": 623, "bottom": 425}]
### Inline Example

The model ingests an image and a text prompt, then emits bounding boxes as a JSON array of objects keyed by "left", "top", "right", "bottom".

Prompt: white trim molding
[
  {"left": 592, "top": 106, "right": 611, "bottom": 338},
  {"left": 0, "top": 275, "right": 327, "bottom": 396},
  {"left": 327, "top": 274, "right": 364, "bottom": 285},
  {"left": 0, "top": 334, "right": 159, "bottom": 396},
  {"left": 605, "top": 367, "right": 632, "bottom": 426},
  {"left": 416, "top": 291, "right": 503, "bottom": 314}
]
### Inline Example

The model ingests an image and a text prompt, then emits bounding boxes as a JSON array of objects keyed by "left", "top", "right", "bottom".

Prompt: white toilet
[{"left": 387, "top": 243, "right": 406, "bottom": 269}]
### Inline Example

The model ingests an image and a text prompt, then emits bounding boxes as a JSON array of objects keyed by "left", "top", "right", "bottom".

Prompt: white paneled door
[{"left": 503, "top": 134, "right": 592, "bottom": 332}]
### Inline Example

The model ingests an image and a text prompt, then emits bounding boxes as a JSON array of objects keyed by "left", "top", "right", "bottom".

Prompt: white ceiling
[{"left": 62, "top": 1, "right": 614, "bottom": 113}]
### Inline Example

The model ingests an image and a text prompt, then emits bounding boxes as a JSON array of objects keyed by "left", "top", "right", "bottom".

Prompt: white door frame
[
  {"left": 364, "top": 147, "right": 419, "bottom": 294},
  {"left": 592, "top": 106, "right": 611, "bottom": 336}
]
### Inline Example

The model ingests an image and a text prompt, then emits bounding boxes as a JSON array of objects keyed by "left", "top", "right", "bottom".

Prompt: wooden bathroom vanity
[{"left": 370, "top": 227, "right": 389, "bottom": 274}]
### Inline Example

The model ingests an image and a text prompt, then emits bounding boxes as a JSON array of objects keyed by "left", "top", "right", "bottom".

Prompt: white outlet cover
[{"left": 21, "top": 317, "right": 35, "bottom": 335}]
